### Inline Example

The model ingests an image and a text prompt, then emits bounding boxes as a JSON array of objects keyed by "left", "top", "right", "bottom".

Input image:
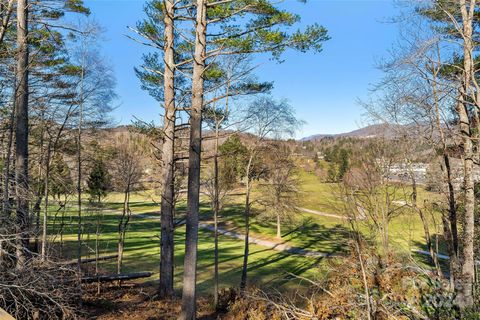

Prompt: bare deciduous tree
[
  {"left": 259, "top": 143, "right": 299, "bottom": 239},
  {"left": 239, "top": 96, "right": 301, "bottom": 290},
  {"left": 111, "top": 134, "right": 145, "bottom": 276}
]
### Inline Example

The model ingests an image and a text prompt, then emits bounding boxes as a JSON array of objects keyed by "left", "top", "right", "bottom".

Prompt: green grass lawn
[
  {"left": 52, "top": 200, "right": 320, "bottom": 296},
  {"left": 200, "top": 169, "right": 443, "bottom": 255},
  {"left": 48, "top": 169, "right": 444, "bottom": 296},
  {"left": 295, "top": 169, "right": 444, "bottom": 252}
]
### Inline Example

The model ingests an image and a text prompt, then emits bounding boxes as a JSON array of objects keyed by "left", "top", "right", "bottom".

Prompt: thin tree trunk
[
  {"left": 0, "top": 77, "right": 16, "bottom": 263},
  {"left": 34, "top": 113, "right": 46, "bottom": 253},
  {"left": 179, "top": 0, "right": 207, "bottom": 317},
  {"left": 213, "top": 127, "right": 220, "bottom": 308},
  {"left": 0, "top": 0, "right": 14, "bottom": 46},
  {"left": 14, "top": 0, "right": 29, "bottom": 269},
  {"left": 117, "top": 189, "right": 130, "bottom": 277},
  {"left": 159, "top": 0, "right": 176, "bottom": 298},
  {"left": 240, "top": 156, "right": 253, "bottom": 291},
  {"left": 41, "top": 144, "right": 52, "bottom": 260},
  {"left": 240, "top": 183, "right": 251, "bottom": 290},
  {"left": 77, "top": 59, "right": 85, "bottom": 285},
  {"left": 435, "top": 93, "right": 459, "bottom": 286},
  {"left": 33, "top": 196, "right": 42, "bottom": 252},
  {"left": 276, "top": 213, "right": 281, "bottom": 239},
  {"left": 431, "top": 52, "right": 459, "bottom": 259},
  {"left": 352, "top": 229, "right": 372, "bottom": 320},
  {"left": 441, "top": 213, "right": 458, "bottom": 289},
  {"left": 60, "top": 195, "right": 66, "bottom": 257},
  {"left": 411, "top": 174, "right": 442, "bottom": 277},
  {"left": 418, "top": 208, "right": 442, "bottom": 274},
  {"left": 2, "top": 78, "right": 15, "bottom": 217},
  {"left": 95, "top": 210, "right": 100, "bottom": 295},
  {"left": 443, "top": 154, "right": 458, "bottom": 256}
]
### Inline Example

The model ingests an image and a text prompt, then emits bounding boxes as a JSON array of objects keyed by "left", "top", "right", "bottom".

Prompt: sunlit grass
[
  {"left": 47, "top": 168, "right": 444, "bottom": 296},
  {"left": 54, "top": 206, "right": 319, "bottom": 295}
]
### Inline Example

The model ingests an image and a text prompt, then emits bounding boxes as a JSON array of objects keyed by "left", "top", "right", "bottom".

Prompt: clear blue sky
[{"left": 84, "top": 0, "right": 399, "bottom": 138}]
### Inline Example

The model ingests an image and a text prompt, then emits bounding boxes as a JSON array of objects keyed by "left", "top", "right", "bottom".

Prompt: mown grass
[
  {"left": 52, "top": 200, "right": 320, "bottom": 295},
  {"left": 48, "top": 168, "right": 443, "bottom": 296},
  {"left": 294, "top": 169, "right": 445, "bottom": 253}
]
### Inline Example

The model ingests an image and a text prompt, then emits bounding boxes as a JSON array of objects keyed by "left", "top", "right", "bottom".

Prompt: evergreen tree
[
  {"left": 327, "top": 163, "right": 338, "bottom": 183},
  {"left": 219, "top": 134, "right": 248, "bottom": 188},
  {"left": 87, "top": 158, "right": 111, "bottom": 203},
  {"left": 338, "top": 149, "right": 350, "bottom": 180}
]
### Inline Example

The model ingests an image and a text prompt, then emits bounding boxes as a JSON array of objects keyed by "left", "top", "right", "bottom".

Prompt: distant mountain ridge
[{"left": 301, "top": 124, "right": 401, "bottom": 141}]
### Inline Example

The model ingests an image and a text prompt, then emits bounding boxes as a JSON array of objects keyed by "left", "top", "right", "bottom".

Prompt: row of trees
[
  {"left": 131, "top": 0, "right": 328, "bottom": 318},
  {"left": 0, "top": 0, "right": 125, "bottom": 317},
  {"left": 0, "top": 0, "right": 327, "bottom": 316}
]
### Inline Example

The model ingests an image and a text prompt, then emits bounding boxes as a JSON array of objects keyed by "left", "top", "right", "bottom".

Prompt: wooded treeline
[
  {"left": 0, "top": 0, "right": 328, "bottom": 318},
  {"left": 129, "top": 0, "right": 330, "bottom": 317},
  {"left": 362, "top": 0, "right": 480, "bottom": 312}
]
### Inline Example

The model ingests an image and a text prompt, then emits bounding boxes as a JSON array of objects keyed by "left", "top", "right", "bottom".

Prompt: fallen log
[
  {"left": 82, "top": 272, "right": 153, "bottom": 283},
  {"left": 63, "top": 254, "right": 119, "bottom": 265}
]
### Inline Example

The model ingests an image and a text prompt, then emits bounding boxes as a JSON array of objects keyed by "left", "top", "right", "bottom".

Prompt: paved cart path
[{"left": 135, "top": 212, "right": 333, "bottom": 258}]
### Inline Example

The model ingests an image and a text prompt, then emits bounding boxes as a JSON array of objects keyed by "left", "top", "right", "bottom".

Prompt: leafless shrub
[
  {"left": 0, "top": 217, "right": 80, "bottom": 320},
  {"left": 228, "top": 246, "right": 430, "bottom": 320}
]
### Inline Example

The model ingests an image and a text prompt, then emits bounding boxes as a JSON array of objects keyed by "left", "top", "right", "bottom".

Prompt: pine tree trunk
[
  {"left": 159, "top": 0, "right": 176, "bottom": 298},
  {"left": 14, "top": 0, "right": 29, "bottom": 269},
  {"left": 179, "top": 0, "right": 206, "bottom": 317}
]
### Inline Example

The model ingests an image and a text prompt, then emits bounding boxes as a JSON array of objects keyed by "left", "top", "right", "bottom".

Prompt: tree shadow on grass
[
  {"left": 283, "top": 218, "right": 350, "bottom": 254},
  {"left": 411, "top": 236, "right": 451, "bottom": 276}
]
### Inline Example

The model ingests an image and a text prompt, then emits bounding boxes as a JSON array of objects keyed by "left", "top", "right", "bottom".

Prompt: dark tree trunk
[
  {"left": 2, "top": 82, "right": 15, "bottom": 217},
  {"left": 441, "top": 153, "right": 460, "bottom": 288},
  {"left": 0, "top": 0, "right": 14, "bottom": 46},
  {"left": 76, "top": 73, "right": 84, "bottom": 275},
  {"left": 118, "top": 189, "right": 130, "bottom": 277},
  {"left": 41, "top": 145, "right": 52, "bottom": 260},
  {"left": 14, "top": 0, "right": 29, "bottom": 269},
  {"left": 443, "top": 154, "right": 458, "bottom": 255},
  {"left": 411, "top": 174, "right": 442, "bottom": 277},
  {"left": 240, "top": 182, "right": 251, "bottom": 291},
  {"left": 240, "top": 156, "right": 253, "bottom": 291},
  {"left": 213, "top": 129, "right": 220, "bottom": 307}
]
